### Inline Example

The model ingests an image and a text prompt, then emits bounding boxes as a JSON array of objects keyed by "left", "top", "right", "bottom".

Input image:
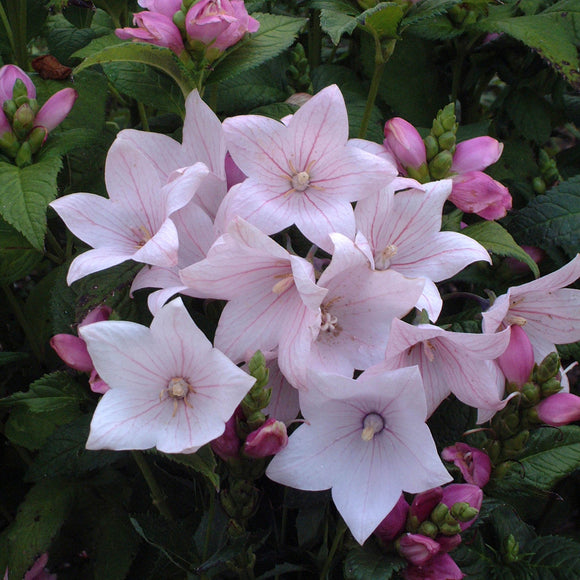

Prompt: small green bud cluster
[
  {"left": 287, "top": 43, "right": 312, "bottom": 93},
  {"left": 533, "top": 149, "right": 561, "bottom": 194},
  {"left": 447, "top": 3, "right": 481, "bottom": 28},
  {"left": 424, "top": 103, "right": 458, "bottom": 181}
]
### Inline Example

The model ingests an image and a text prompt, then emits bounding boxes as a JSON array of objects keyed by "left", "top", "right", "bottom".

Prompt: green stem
[
  {"left": 2, "top": 284, "right": 44, "bottom": 363},
  {"left": 308, "top": 9, "right": 322, "bottom": 71},
  {"left": 6, "top": 0, "right": 28, "bottom": 70},
  {"left": 46, "top": 228, "right": 65, "bottom": 262},
  {"left": 319, "top": 519, "right": 347, "bottom": 580},
  {"left": 132, "top": 451, "right": 173, "bottom": 520},
  {"left": 0, "top": 3, "right": 15, "bottom": 58},
  {"left": 137, "top": 102, "right": 150, "bottom": 132}
]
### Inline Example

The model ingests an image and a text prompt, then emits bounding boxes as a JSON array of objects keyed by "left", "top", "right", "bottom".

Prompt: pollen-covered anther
[
  {"left": 506, "top": 314, "right": 527, "bottom": 327},
  {"left": 291, "top": 171, "right": 311, "bottom": 192},
  {"left": 272, "top": 272, "right": 294, "bottom": 294},
  {"left": 423, "top": 340, "right": 436, "bottom": 362},
  {"left": 361, "top": 412, "right": 385, "bottom": 441},
  {"left": 375, "top": 244, "right": 398, "bottom": 270},
  {"left": 160, "top": 377, "right": 194, "bottom": 416}
]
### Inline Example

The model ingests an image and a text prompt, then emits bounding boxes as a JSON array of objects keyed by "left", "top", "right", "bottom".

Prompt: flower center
[
  {"left": 291, "top": 170, "right": 311, "bottom": 192},
  {"left": 361, "top": 412, "right": 385, "bottom": 441},
  {"left": 320, "top": 305, "right": 339, "bottom": 333},
  {"left": 160, "top": 377, "right": 193, "bottom": 416},
  {"left": 375, "top": 244, "right": 398, "bottom": 270}
]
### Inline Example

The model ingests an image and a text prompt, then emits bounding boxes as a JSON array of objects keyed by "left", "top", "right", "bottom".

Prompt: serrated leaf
[
  {"left": 510, "top": 176, "right": 580, "bottom": 265},
  {"left": 73, "top": 32, "right": 124, "bottom": 58},
  {"left": 0, "top": 218, "right": 43, "bottom": 284},
  {"left": 26, "top": 414, "right": 122, "bottom": 482},
  {"left": 477, "top": 6, "right": 580, "bottom": 89},
  {"left": 4, "top": 479, "right": 75, "bottom": 579},
  {"left": 320, "top": 9, "right": 358, "bottom": 44},
  {"left": 0, "top": 159, "right": 62, "bottom": 251},
  {"left": 208, "top": 14, "right": 307, "bottom": 84},
  {"left": 402, "top": 0, "right": 461, "bottom": 28},
  {"left": 344, "top": 544, "right": 406, "bottom": 579},
  {"left": 73, "top": 42, "right": 194, "bottom": 97},
  {"left": 160, "top": 445, "right": 220, "bottom": 491},
  {"left": 462, "top": 221, "right": 540, "bottom": 278},
  {"left": 504, "top": 88, "right": 553, "bottom": 144},
  {"left": 358, "top": 3, "right": 405, "bottom": 39},
  {"left": 525, "top": 535, "right": 580, "bottom": 580},
  {"left": 0, "top": 351, "right": 29, "bottom": 366}
]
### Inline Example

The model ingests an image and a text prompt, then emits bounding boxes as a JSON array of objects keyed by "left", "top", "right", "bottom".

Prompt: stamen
[
  {"left": 505, "top": 314, "right": 527, "bottom": 327},
  {"left": 272, "top": 272, "right": 294, "bottom": 294},
  {"left": 160, "top": 377, "right": 193, "bottom": 417},
  {"left": 291, "top": 171, "right": 310, "bottom": 192},
  {"left": 134, "top": 225, "right": 152, "bottom": 248},
  {"left": 361, "top": 412, "right": 384, "bottom": 441},
  {"left": 320, "top": 308, "right": 338, "bottom": 332},
  {"left": 375, "top": 244, "right": 398, "bottom": 270},
  {"left": 423, "top": 340, "right": 436, "bottom": 362}
]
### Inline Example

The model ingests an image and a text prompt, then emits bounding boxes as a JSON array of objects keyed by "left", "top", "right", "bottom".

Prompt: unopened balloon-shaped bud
[
  {"left": 15, "top": 141, "right": 32, "bottom": 167},
  {"left": 535, "top": 393, "right": 580, "bottom": 427},
  {"left": 441, "top": 443, "right": 491, "bottom": 488},
  {"left": 34, "top": 88, "right": 78, "bottom": 132},
  {"left": 498, "top": 325, "right": 535, "bottom": 386},
  {"left": 397, "top": 533, "right": 440, "bottom": 566},
  {"left": 535, "top": 352, "right": 560, "bottom": 384},
  {"left": 243, "top": 418, "right": 288, "bottom": 458},
  {"left": 428, "top": 150, "right": 453, "bottom": 180},
  {"left": 384, "top": 117, "right": 427, "bottom": 170},
  {"left": 541, "top": 377, "right": 562, "bottom": 398},
  {"left": 375, "top": 493, "right": 409, "bottom": 543}
]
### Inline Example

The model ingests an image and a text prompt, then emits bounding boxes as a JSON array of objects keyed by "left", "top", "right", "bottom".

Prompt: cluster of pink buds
[
  {"left": 0, "top": 65, "right": 77, "bottom": 167},
  {"left": 50, "top": 306, "right": 112, "bottom": 394},
  {"left": 383, "top": 105, "right": 512, "bottom": 220},
  {"left": 375, "top": 484, "right": 483, "bottom": 579},
  {"left": 116, "top": 0, "right": 259, "bottom": 62}
]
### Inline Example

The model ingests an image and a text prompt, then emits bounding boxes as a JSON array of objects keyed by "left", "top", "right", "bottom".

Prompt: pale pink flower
[
  {"left": 266, "top": 364, "right": 452, "bottom": 545},
  {"left": 116, "top": 11, "right": 185, "bottom": 54},
  {"left": 81, "top": 298, "right": 255, "bottom": 453},
  {"left": 535, "top": 393, "right": 580, "bottom": 427},
  {"left": 243, "top": 418, "right": 288, "bottom": 458},
  {"left": 483, "top": 254, "right": 580, "bottom": 368},
  {"left": 278, "top": 234, "right": 424, "bottom": 389},
  {"left": 180, "top": 217, "right": 326, "bottom": 364},
  {"left": 355, "top": 179, "right": 490, "bottom": 321},
  {"left": 442, "top": 443, "right": 491, "bottom": 488},
  {"left": 185, "top": 0, "right": 259, "bottom": 52},
  {"left": 218, "top": 84, "right": 396, "bottom": 252},
  {"left": 385, "top": 318, "right": 512, "bottom": 419}
]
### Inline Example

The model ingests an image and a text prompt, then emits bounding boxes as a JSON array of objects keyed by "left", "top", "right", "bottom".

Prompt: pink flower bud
[
  {"left": 497, "top": 324, "right": 535, "bottom": 386},
  {"left": 211, "top": 408, "right": 242, "bottom": 460},
  {"left": 138, "top": 0, "right": 182, "bottom": 18},
  {"left": 383, "top": 117, "right": 427, "bottom": 171},
  {"left": 116, "top": 12, "right": 185, "bottom": 54},
  {"left": 80, "top": 305, "right": 112, "bottom": 326},
  {"left": 441, "top": 484, "right": 482, "bottom": 531},
  {"left": 89, "top": 369, "right": 110, "bottom": 395},
  {"left": 398, "top": 534, "right": 440, "bottom": 566},
  {"left": 451, "top": 136, "right": 503, "bottom": 173},
  {"left": 409, "top": 487, "right": 443, "bottom": 523},
  {"left": 449, "top": 171, "right": 512, "bottom": 220},
  {"left": 536, "top": 393, "right": 580, "bottom": 427},
  {"left": 0, "top": 64, "right": 36, "bottom": 102},
  {"left": 505, "top": 245, "right": 544, "bottom": 275},
  {"left": 375, "top": 493, "right": 409, "bottom": 543},
  {"left": 185, "top": 0, "right": 260, "bottom": 53},
  {"left": 404, "top": 553, "right": 464, "bottom": 580},
  {"left": 50, "top": 333, "right": 93, "bottom": 372},
  {"left": 437, "top": 534, "right": 462, "bottom": 553},
  {"left": 225, "top": 151, "right": 246, "bottom": 189},
  {"left": 243, "top": 418, "right": 288, "bottom": 458},
  {"left": 442, "top": 443, "right": 492, "bottom": 488},
  {"left": 34, "top": 88, "right": 78, "bottom": 133}
]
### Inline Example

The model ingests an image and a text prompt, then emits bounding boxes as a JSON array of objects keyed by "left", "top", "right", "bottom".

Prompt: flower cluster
[{"left": 49, "top": 83, "right": 580, "bottom": 571}]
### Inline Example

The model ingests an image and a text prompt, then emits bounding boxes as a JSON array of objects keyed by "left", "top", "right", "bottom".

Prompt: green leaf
[
  {"left": 358, "top": 3, "right": 405, "bottom": 39},
  {"left": 208, "top": 14, "right": 307, "bottom": 84},
  {"left": 510, "top": 176, "right": 580, "bottom": 265},
  {"left": 73, "top": 42, "right": 194, "bottom": 97},
  {"left": 0, "top": 351, "right": 29, "bottom": 366},
  {"left": 402, "top": 0, "right": 461, "bottom": 28},
  {"left": 3, "top": 479, "right": 75, "bottom": 579},
  {"left": 525, "top": 536, "right": 580, "bottom": 580},
  {"left": 0, "top": 218, "right": 43, "bottom": 284},
  {"left": 72, "top": 32, "right": 124, "bottom": 58},
  {"left": 344, "top": 543, "right": 406, "bottom": 579},
  {"left": 26, "top": 415, "right": 123, "bottom": 482},
  {"left": 462, "top": 221, "right": 540, "bottom": 278},
  {"left": 0, "top": 159, "right": 62, "bottom": 251},
  {"left": 477, "top": 5, "right": 580, "bottom": 90},
  {"left": 160, "top": 445, "right": 220, "bottom": 491},
  {"left": 320, "top": 9, "right": 358, "bottom": 44},
  {"left": 504, "top": 88, "right": 553, "bottom": 144}
]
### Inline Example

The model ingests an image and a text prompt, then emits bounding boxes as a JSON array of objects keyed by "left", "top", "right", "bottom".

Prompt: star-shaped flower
[{"left": 80, "top": 298, "right": 255, "bottom": 454}]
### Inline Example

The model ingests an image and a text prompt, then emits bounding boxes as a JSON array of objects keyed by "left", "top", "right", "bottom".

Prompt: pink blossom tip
[
  {"left": 441, "top": 443, "right": 491, "bottom": 488},
  {"left": 409, "top": 487, "right": 443, "bottom": 524},
  {"left": 536, "top": 393, "right": 580, "bottom": 427},
  {"left": 383, "top": 117, "right": 427, "bottom": 170},
  {"left": 211, "top": 408, "right": 242, "bottom": 460},
  {"left": 0, "top": 64, "right": 36, "bottom": 102},
  {"left": 116, "top": 12, "right": 185, "bottom": 54},
  {"left": 243, "top": 418, "right": 288, "bottom": 458},
  {"left": 138, "top": 0, "right": 182, "bottom": 18},
  {"left": 50, "top": 333, "right": 93, "bottom": 373},
  {"left": 404, "top": 553, "right": 465, "bottom": 580},
  {"left": 398, "top": 534, "right": 441, "bottom": 566},
  {"left": 34, "top": 88, "right": 78, "bottom": 132},
  {"left": 449, "top": 171, "right": 512, "bottom": 220},
  {"left": 375, "top": 493, "right": 410, "bottom": 543},
  {"left": 497, "top": 324, "right": 535, "bottom": 386},
  {"left": 452, "top": 136, "right": 504, "bottom": 174}
]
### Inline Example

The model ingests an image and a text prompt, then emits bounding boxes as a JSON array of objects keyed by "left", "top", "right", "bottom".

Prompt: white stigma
[
  {"left": 374, "top": 244, "right": 398, "bottom": 270},
  {"left": 291, "top": 171, "right": 311, "bottom": 192},
  {"left": 320, "top": 309, "right": 338, "bottom": 333},
  {"left": 161, "top": 377, "right": 193, "bottom": 417},
  {"left": 361, "top": 413, "right": 385, "bottom": 441}
]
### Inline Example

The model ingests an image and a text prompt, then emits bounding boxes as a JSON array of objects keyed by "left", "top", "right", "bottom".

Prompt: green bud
[
  {"left": 535, "top": 352, "right": 560, "bottom": 383},
  {"left": 493, "top": 460, "right": 513, "bottom": 479},
  {"left": 439, "top": 522, "right": 462, "bottom": 535},
  {"left": 406, "top": 163, "right": 431, "bottom": 184},
  {"left": 438, "top": 130, "right": 456, "bottom": 152},
  {"left": 431, "top": 118, "right": 445, "bottom": 138},
  {"left": 0, "top": 130, "right": 20, "bottom": 157},
  {"left": 521, "top": 382, "right": 540, "bottom": 406},
  {"left": 27, "top": 126, "right": 47, "bottom": 155},
  {"left": 463, "top": 10, "right": 478, "bottom": 26},
  {"left": 12, "top": 104, "right": 35, "bottom": 138},
  {"left": 424, "top": 135, "right": 439, "bottom": 161},
  {"left": 496, "top": 410, "right": 519, "bottom": 438},
  {"left": 430, "top": 503, "right": 449, "bottom": 526},
  {"left": 357, "top": 0, "right": 380, "bottom": 8},
  {"left": 406, "top": 514, "right": 420, "bottom": 533},
  {"left": 181, "top": 0, "right": 195, "bottom": 9},
  {"left": 12, "top": 78, "right": 29, "bottom": 101},
  {"left": 532, "top": 176, "right": 546, "bottom": 194},
  {"left": 417, "top": 520, "right": 439, "bottom": 538},
  {"left": 440, "top": 104, "right": 456, "bottom": 131},
  {"left": 173, "top": 10, "right": 186, "bottom": 29},
  {"left": 483, "top": 439, "right": 502, "bottom": 464},
  {"left": 525, "top": 407, "right": 540, "bottom": 424},
  {"left": 541, "top": 377, "right": 562, "bottom": 398},
  {"left": 28, "top": 98, "right": 39, "bottom": 115},
  {"left": 502, "top": 430, "right": 529, "bottom": 456},
  {"left": 3, "top": 99, "right": 17, "bottom": 120},
  {"left": 14, "top": 94, "right": 30, "bottom": 108},
  {"left": 428, "top": 150, "right": 453, "bottom": 180},
  {"left": 451, "top": 502, "right": 479, "bottom": 522},
  {"left": 287, "top": 65, "right": 300, "bottom": 80},
  {"left": 15, "top": 141, "right": 32, "bottom": 167},
  {"left": 503, "top": 534, "right": 520, "bottom": 563}
]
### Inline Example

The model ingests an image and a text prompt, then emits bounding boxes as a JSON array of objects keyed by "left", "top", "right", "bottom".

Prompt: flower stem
[
  {"left": 6, "top": 0, "right": 28, "bottom": 70},
  {"left": 319, "top": 518, "right": 347, "bottom": 580},
  {"left": 132, "top": 451, "right": 173, "bottom": 520},
  {"left": 0, "top": 3, "right": 15, "bottom": 59},
  {"left": 137, "top": 102, "right": 150, "bottom": 132},
  {"left": 308, "top": 9, "right": 322, "bottom": 70}
]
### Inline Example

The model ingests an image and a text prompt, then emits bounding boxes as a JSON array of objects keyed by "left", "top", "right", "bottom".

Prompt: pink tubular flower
[
  {"left": 34, "top": 87, "right": 78, "bottom": 132},
  {"left": 398, "top": 534, "right": 441, "bottom": 566},
  {"left": 451, "top": 137, "right": 503, "bottom": 174},
  {"left": 0, "top": 64, "right": 35, "bottom": 102},
  {"left": 535, "top": 393, "right": 580, "bottom": 427},
  {"left": 185, "top": 0, "right": 259, "bottom": 52},
  {"left": 441, "top": 483, "right": 483, "bottom": 531},
  {"left": 497, "top": 323, "right": 535, "bottom": 386},
  {"left": 383, "top": 117, "right": 427, "bottom": 171},
  {"left": 375, "top": 494, "right": 409, "bottom": 543},
  {"left": 449, "top": 170, "right": 512, "bottom": 220},
  {"left": 243, "top": 418, "right": 288, "bottom": 458},
  {"left": 116, "top": 12, "right": 185, "bottom": 54},
  {"left": 441, "top": 443, "right": 491, "bottom": 488},
  {"left": 409, "top": 487, "right": 443, "bottom": 524},
  {"left": 404, "top": 553, "right": 464, "bottom": 580},
  {"left": 138, "top": 0, "right": 182, "bottom": 17},
  {"left": 211, "top": 407, "right": 242, "bottom": 460}
]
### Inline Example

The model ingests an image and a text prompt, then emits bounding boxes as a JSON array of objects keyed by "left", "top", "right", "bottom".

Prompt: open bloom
[
  {"left": 81, "top": 298, "right": 255, "bottom": 453},
  {"left": 218, "top": 84, "right": 396, "bottom": 252},
  {"left": 266, "top": 363, "right": 451, "bottom": 545},
  {"left": 442, "top": 443, "right": 491, "bottom": 488}
]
